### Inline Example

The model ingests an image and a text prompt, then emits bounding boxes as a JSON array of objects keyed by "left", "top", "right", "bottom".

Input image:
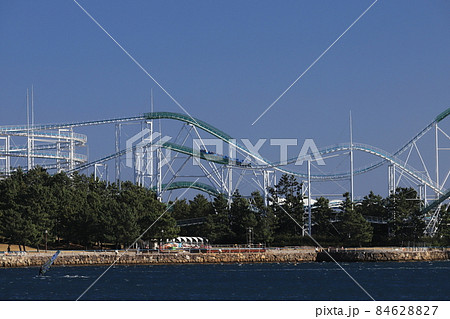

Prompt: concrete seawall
[
  {"left": 316, "top": 249, "right": 450, "bottom": 262},
  {"left": 1, "top": 249, "right": 449, "bottom": 268}
]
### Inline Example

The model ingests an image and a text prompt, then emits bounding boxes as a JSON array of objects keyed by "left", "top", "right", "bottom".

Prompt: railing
[
  {"left": 176, "top": 217, "right": 208, "bottom": 227},
  {"left": 0, "top": 130, "right": 87, "bottom": 143}
]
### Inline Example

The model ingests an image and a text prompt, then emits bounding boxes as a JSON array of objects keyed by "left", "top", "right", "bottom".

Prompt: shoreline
[{"left": 1, "top": 248, "right": 449, "bottom": 268}]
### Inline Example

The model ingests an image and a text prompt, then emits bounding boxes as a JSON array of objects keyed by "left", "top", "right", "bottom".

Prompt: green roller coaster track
[
  {"left": 161, "top": 141, "right": 231, "bottom": 165},
  {"left": 2, "top": 107, "right": 448, "bottom": 183},
  {"left": 2, "top": 107, "right": 449, "bottom": 210},
  {"left": 143, "top": 110, "right": 450, "bottom": 211},
  {"left": 66, "top": 109, "right": 450, "bottom": 207},
  {"left": 436, "top": 108, "right": 450, "bottom": 123},
  {"left": 421, "top": 189, "right": 450, "bottom": 215},
  {"left": 143, "top": 111, "right": 446, "bottom": 188},
  {"left": 152, "top": 181, "right": 220, "bottom": 196}
]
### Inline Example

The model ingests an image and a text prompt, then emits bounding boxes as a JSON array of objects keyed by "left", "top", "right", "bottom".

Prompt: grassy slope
[{"left": 0, "top": 244, "right": 38, "bottom": 252}]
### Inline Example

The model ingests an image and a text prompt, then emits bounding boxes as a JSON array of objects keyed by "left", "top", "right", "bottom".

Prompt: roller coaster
[{"left": 0, "top": 107, "right": 449, "bottom": 236}]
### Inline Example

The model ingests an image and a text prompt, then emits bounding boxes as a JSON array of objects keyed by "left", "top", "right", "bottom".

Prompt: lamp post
[
  {"left": 45, "top": 230, "right": 48, "bottom": 253},
  {"left": 247, "top": 227, "right": 253, "bottom": 247},
  {"left": 160, "top": 229, "right": 164, "bottom": 250}
]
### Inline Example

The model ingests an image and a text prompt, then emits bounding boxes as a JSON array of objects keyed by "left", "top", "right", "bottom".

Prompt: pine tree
[
  {"left": 250, "top": 191, "right": 275, "bottom": 246},
  {"left": 356, "top": 191, "right": 388, "bottom": 245},
  {"left": 205, "top": 194, "right": 234, "bottom": 244},
  {"left": 339, "top": 192, "right": 373, "bottom": 247},
  {"left": 269, "top": 174, "right": 304, "bottom": 245},
  {"left": 437, "top": 205, "right": 450, "bottom": 245},
  {"left": 312, "top": 197, "right": 337, "bottom": 239},
  {"left": 386, "top": 187, "right": 425, "bottom": 243},
  {"left": 229, "top": 190, "right": 257, "bottom": 244}
]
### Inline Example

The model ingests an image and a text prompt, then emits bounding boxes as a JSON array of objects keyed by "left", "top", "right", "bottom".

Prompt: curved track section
[
  {"left": 162, "top": 141, "right": 231, "bottom": 165},
  {"left": 144, "top": 112, "right": 266, "bottom": 162},
  {"left": 4, "top": 151, "right": 87, "bottom": 162},
  {"left": 0, "top": 130, "right": 88, "bottom": 171},
  {"left": 268, "top": 107, "right": 450, "bottom": 179},
  {"left": 143, "top": 112, "right": 445, "bottom": 192},
  {"left": 2, "top": 131, "right": 87, "bottom": 143},
  {"left": 421, "top": 189, "right": 450, "bottom": 214},
  {"left": 162, "top": 141, "right": 441, "bottom": 194},
  {"left": 290, "top": 143, "right": 442, "bottom": 193},
  {"left": 153, "top": 181, "right": 220, "bottom": 196},
  {"left": 67, "top": 146, "right": 130, "bottom": 174},
  {"left": 20, "top": 108, "right": 444, "bottom": 194}
]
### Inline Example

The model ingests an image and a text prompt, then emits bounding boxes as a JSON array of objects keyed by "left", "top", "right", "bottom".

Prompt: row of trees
[
  {"left": 0, "top": 168, "right": 449, "bottom": 249},
  {"left": 276, "top": 174, "right": 448, "bottom": 246},
  {"left": 0, "top": 167, "right": 176, "bottom": 250}
]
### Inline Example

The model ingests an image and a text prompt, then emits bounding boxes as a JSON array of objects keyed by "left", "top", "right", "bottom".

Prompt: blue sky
[{"left": 1, "top": 0, "right": 449, "bottom": 198}]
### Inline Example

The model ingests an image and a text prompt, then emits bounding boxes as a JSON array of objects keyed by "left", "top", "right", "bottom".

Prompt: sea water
[{"left": 0, "top": 261, "right": 449, "bottom": 300}]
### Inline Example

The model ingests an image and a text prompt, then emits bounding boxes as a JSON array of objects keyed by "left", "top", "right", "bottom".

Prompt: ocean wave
[{"left": 62, "top": 275, "right": 89, "bottom": 279}]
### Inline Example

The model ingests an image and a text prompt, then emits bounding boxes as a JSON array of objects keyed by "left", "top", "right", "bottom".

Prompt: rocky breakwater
[
  {"left": 0, "top": 250, "right": 317, "bottom": 268},
  {"left": 316, "top": 248, "right": 450, "bottom": 262},
  {"left": 154, "top": 250, "right": 318, "bottom": 264},
  {"left": 1, "top": 248, "right": 449, "bottom": 268}
]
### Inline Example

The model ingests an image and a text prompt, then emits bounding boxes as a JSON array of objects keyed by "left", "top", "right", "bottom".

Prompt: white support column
[
  {"left": 69, "top": 128, "right": 75, "bottom": 171},
  {"left": 136, "top": 120, "right": 155, "bottom": 188},
  {"left": 307, "top": 160, "right": 312, "bottom": 236},
  {"left": 145, "top": 121, "right": 154, "bottom": 188},
  {"left": 134, "top": 147, "right": 139, "bottom": 185},
  {"left": 349, "top": 111, "right": 354, "bottom": 203},
  {"left": 157, "top": 147, "right": 162, "bottom": 201},
  {"left": 115, "top": 123, "right": 121, "bottom": 185},
  {"left": 227, "top": 166, "right": 233, "bottom": 207},
  {"left": 424, "top": 184, "right": 427, "bottom": 207},
  {"left": 388, "top": 165, "right": 396, "bottom": 195},
  {"left": 27, "top": 135, "right": 32, "bottom": 170},
  {"left": 263, "top": 170, "right": 274, "bottom": 207},
  {"left": 134, "top": 122, "right": 146, "bottom": 186},
  {"left": 136, "top": 121, "right": 145, "bottom": 186},
  {"left": 30, "top": 85, "right": 35, "bottom": 168},
  {"left": 94, "top": 163, "right": 108, "bottom": 181},
  {"left": 26, "top": 89, "right": 31, "bottom": 171},
  {"left": 56, "top": 130, "right": 62, "bottom": 173},
  {"left": 57, "top": 128, "right": 70, "bottom": 172},
  {"left": 435, "top": 123, "right": 440, "bottom": 198},
  {"left": 6, "top": 135, "right": 10, "bottom": 176},
  {"left": 94, "top": 163, "right": 99, "bottom": 180},
  {"left": 418, "top": 184, "right": 425, "bottom": 208},
  {"left": 0, "top": 136, "right": 10, "bottom": 176}
]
